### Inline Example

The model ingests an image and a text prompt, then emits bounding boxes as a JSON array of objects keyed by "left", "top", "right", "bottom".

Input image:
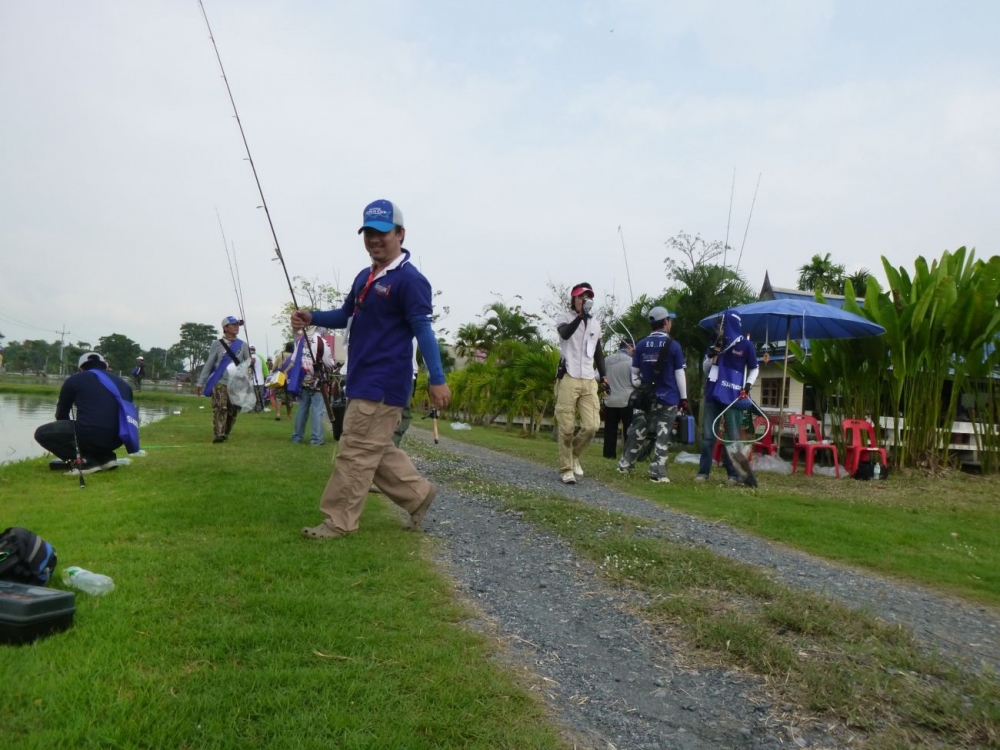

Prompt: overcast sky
[{"left": 2, "top": 1, "right": 998, "bottom": 355}]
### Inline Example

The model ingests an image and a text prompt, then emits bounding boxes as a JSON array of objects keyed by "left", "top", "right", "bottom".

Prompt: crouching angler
[{"left": 34, "top": 352, "right": 136, "bottom": 475}]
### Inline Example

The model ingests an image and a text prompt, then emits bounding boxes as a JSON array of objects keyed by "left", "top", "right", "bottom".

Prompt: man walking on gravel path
[
  {"left": 618, "top": 306, "right": 687, "bottom": 482},
  {"left": 555, "top": 282, "right": 608, "bottom": 485},
  {"left": 292, "top": 199, "right": 450, "bottom": 540}
]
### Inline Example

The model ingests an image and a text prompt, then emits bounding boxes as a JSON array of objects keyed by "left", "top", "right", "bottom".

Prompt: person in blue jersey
[
  {"left": 292, "top": 199, "right": 451, "bottom": 540},
  {"left": 34, "top": 351, "right": 133, "bottom": 475},
  {"left": 197, "top": 316, "right": 249, "bottom": 443},
  {"left": 617, "top": 307, "right": 688, "bottom": 482},
  {"left": 696, "top": 310, "right": 759, "bottom": 483}
]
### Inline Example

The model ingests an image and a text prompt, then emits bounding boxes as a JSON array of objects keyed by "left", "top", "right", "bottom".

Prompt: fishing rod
[
  {"left": 215, "top": 208, "right": 264, "bottom": 410},
  {"left": 617, "top": 225, "right": 635, "bottom": 305},
  {"left": 734, "top": 172, "right": 761, "bottom": 278},
  {"left": 723, "top": 167, "right": 736, "bottom": 270},
  {"left": 199, "top": 0, "right": 336, "bottom": 425}
]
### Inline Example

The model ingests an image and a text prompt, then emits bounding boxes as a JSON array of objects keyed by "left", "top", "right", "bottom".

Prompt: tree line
[{"left": 0, "top": 322, "right": 221, "bottom": 380}]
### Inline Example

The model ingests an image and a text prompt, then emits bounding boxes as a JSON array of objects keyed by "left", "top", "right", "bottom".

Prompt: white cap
[{"left": 78, "top": 352, "right": 108, "bottom": 369}]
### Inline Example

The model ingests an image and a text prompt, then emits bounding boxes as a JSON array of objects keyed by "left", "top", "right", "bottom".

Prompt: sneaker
[
  {"left": 728, "top": 476, "right": 741, "bottom": 484},
  {"left": 561, "top": 471, "right": 577, "bottom": 484},
  {"left": 616, "top": 464, "right": 634, "bottom": 474},
  {"left": 693, "top": 474, "right": 708, "bottom": 482},
  {"left": 213, "top": 436, "right": 225, "bottom": 444},
  {"left": 572, "top": 459, "right": 584, "bottom": 477},
  {"left": 49, "top": 459, "right": 71, "bottom": 471},
  {"left": 64, "top": 457, "right": 118, "bottom": 476},
  {"left": 649, "top": 476, "right": 670, "bottom": 483}
]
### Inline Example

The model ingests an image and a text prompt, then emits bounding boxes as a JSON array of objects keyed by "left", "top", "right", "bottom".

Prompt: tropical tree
[
  {"left": 453, "top": 299, "right": 542, "bottom": 358},
  {"left": 845, "top": 268, "right": 873, "bottom": 298},
  {"left": 171, "top": 322, "right": 217, "bottom": 375},
  {"left": 796, "top": 253, "right": 846, "bottom": 294},
  {"left": 788, "top": 248, "right": 1000, "bottom": 472},
  {"left": 273, "top": 276, "right": 345, "bottom": 340},
  {"left": 96, "top": 334, "right": 142, "bottom": 375}
]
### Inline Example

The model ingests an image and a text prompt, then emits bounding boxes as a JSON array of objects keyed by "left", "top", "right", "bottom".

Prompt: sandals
[
  {"left": 404, "top": 485, "right": 437, "bottom": 532},
  {"left": 301, "top": 524, "right": 353, "bottom": 539}
]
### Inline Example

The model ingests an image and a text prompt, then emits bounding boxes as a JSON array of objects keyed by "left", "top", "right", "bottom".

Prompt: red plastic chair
[
  {"left": 788, "top": 414, "right": 840, "bottom": 477},
  {"left": 841, "top": 419, "right": 888, "bottom": 475},
  {"left": 752, "top": 416, "right": 777, "bottom": 457}
]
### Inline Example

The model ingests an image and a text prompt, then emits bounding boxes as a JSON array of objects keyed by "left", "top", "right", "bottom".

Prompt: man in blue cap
[
  {"left": 292, "top": 199, "right": 450, "bottom": 539},
  {"left": 696, "top": 310, "right": 759, "bottom": 483},
  {"left": 617, "top": 306, "right": 687, "bottom": 482},
  {"left": 197, "top": 316, "right": 249, "bottom": 443}
]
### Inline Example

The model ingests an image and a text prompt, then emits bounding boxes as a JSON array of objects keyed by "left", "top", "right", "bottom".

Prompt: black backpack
[{"left": 0, "top": 527, "right": 58, "bottom": 585}]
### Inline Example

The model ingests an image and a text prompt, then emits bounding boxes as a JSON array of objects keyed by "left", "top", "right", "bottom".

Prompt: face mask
[{"left": 582, "top": 298, "right": 594, "bottom": 314}]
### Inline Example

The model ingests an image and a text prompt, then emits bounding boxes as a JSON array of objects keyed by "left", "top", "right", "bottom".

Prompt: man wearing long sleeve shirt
[
  {"left": 292, "top": 199, "right": 450, "bottom": 539},
  {"left": 617, "top": 306, "right": 687, "bottom": 482},
  {"left": 555, "top": 282, "right": 608, "bottom": 484}
]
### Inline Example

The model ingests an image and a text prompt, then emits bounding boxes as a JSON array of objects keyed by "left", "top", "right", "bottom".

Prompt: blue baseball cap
[
  {"left": 357, "top": 199, "right": 404, "bottom": 234},
  {"left": 221, "top": 315, "right": 243, "bottom": 328}
]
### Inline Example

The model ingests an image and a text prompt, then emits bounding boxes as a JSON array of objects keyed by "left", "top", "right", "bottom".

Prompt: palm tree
[
  {"left": 845, "top": 268, "right": 873, "bottom": 297},
  {"left": 480, "top": 302, "right": 541, "bottom": 345},
  {"left": 797, "top": 253, "right": 846, "bottom": 294}
]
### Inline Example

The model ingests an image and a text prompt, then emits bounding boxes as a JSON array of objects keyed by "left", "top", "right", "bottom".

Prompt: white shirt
[{"left": 556, "top": 310, "right": 602, "bottom": 380}]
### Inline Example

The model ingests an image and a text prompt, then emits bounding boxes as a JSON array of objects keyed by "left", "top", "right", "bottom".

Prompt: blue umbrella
[
  {"left": 698, "top": 299, "right": 886, "bottom": 433},
  {"left": 698, "top": 299, "right": 886, "bottom": 342}
]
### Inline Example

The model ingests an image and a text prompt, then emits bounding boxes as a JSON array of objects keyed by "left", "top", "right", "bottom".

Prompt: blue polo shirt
[
  {"left": 311, "top": 250, "right": 435, "bottom": 407},
  {"left": 633, "top": 332, "right": 686, "bottom": 406}
]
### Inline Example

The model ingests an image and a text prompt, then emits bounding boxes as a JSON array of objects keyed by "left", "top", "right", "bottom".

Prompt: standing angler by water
[
  {"left": 131, "top": 356, "right": 146, "bottom": 392},
  {"left": 293, "top": 199, "right": 450, "bottom": 540},
  {"left": 197, "top": 316, "right": 249, "bottom": 443},
  {"left": 34, "top": 352, "right": 133, "bottom": 475}
]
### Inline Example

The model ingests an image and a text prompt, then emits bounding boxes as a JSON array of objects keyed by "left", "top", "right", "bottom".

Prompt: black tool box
[{"left": 0, "top": 580, "right": 75, "bottom": 645}]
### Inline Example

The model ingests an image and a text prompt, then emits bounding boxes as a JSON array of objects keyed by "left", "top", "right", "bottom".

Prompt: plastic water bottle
[
  {"left": 62, "top": 566, "right": 115, "bottom": 595},
  {"left": 873, "top": 461, "right": 881, "bottom": 480}
]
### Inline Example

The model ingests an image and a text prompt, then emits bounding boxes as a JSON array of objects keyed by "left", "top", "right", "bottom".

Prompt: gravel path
[{"left": 404, "top": 431, "right": 1000, "bottom": 750}]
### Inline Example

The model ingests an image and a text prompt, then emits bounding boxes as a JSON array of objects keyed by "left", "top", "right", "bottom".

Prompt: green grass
[
  {"left": 413, "top": 420, "right": 1000, "bottom": 607},
  {"left": 1, "top": 404, "right": 567, "bottom": 750}
]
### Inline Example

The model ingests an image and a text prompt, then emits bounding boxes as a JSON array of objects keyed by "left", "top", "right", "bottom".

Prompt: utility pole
[{"left": 58, "top": 325, "right": 71, "bottom": 376}]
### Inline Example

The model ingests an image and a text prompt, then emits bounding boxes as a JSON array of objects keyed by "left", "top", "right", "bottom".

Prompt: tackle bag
[
  {"left": 0, "top": 527, "right": 58, "bottom": 585},
  {"left": 852, "top": 460, "right": 890, "bottom": 481},
  {"left": 91, "top": 370, "right": 141, "bottom": 454},
  {"left": 627, "top": 385, "right": 654, "bottom": 413},
  {"left": 264, "top": 371, "right": 286, "bottom": 388}
]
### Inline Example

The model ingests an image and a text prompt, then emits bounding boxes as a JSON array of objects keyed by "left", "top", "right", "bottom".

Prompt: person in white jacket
[{"left": 554, "top": 282, "right": 608, "bottom": 484}]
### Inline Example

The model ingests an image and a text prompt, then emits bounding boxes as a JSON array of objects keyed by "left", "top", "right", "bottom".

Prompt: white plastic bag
[
  {"left": 227, "top": 360, "right": 259, "bottom": 412},
  {"left": 450, "top": 422, "right": 472, "bottom": 430}
]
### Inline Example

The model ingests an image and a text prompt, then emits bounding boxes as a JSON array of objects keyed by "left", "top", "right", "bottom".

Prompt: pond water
[{"left": 0, "top": 394, "right": 175, "bottom": 466}]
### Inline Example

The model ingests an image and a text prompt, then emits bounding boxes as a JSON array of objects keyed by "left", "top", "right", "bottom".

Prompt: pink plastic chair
[
  {"left": 841, "top": 419, "right": 888, "bottom": 475},
  {"left": 788, "top": 414, "right": 840, "bottom": 477}
]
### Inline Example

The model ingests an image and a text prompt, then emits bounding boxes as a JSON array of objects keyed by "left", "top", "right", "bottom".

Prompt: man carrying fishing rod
[
  {"left": 696, "top": 311, "right": 759, "bottom": 484},
  {"left": 294, "top": 199, "right": 450, "bottom": 540},
  {"left": 617, "top": 307, "right": 688, "bottom": 482},
  {"left": 197, "top": 316, "right": 250, "bottom": 443}
]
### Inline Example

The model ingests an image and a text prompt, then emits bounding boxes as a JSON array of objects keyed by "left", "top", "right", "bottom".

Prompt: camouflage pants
[
  {"left": 211, "top": 384, "right": 239, "bottom": 438},
  {"left": 619, "top": 402, "right": 678, "bottom": 480}
]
